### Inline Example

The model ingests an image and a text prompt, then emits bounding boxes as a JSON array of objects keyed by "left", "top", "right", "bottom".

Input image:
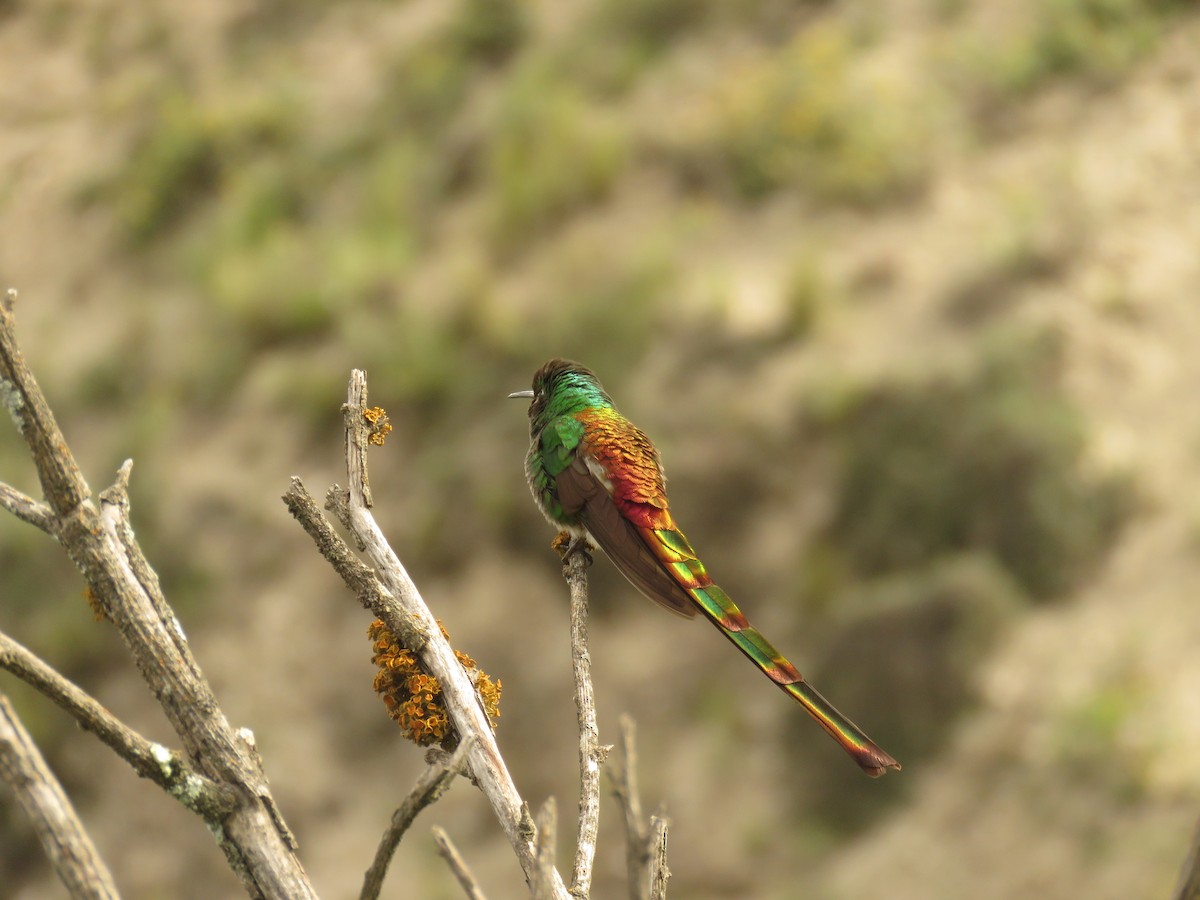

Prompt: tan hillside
[{"left": 1, "top": 1, "right": 1198, "bottom": 897}]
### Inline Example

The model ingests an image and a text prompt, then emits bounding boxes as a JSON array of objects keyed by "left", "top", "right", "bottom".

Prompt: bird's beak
[{"left": 508, "top": 390, "right": 535, "bottom": 400}]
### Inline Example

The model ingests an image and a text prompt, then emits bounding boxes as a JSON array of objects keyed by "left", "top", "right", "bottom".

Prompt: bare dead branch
[
  {"left": 360, "top": 738, "right": 476, "bottom": 900},
  {"left": 285, "top": 369, "right": 569, "bottom": 898},
  {"left": 611, "top": 715, "right": 650, "bottom": 900},
  {"left": 532, "top": 797, "right": 559, "bottom": 900},
  {"left": 647, "top": 816, "right": 670, "bottom": 900},
  {"left": 281, "top": 479, "right": 426, "bottom": 654},
  {"left": 0, "top": 299, "right": 315, "bottom": 898},
  {"left": 608, "top": 715, "right": 670, "bottom": 900},
  {"left": 432, "top": 826, "right": 488, "bottom": 900},
  {"left": 0, "top": 693, "right": 120, "bottom": 899},
  {"left": 0, "top": 631, "right": 236, "bottom": 819},
  {"left": 0, "top": 480, "right": 55, "bottom": 533},
  {"left": 0, "top": 295, "right": 91, "bottom": 516},
  {"left": 561, "top": 549, "right": 606, "bottom": 898}
]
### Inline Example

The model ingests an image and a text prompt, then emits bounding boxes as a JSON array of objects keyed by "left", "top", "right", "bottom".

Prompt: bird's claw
[
  {"left": 552, "top": 531, "right": 592, "bottom": 566},
  {"left": 550, "top": 531, "right": 572, "bottom": 556}
]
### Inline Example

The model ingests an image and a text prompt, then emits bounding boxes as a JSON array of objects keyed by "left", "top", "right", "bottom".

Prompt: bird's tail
[{"left": 646, "top": 526, "right": 900, "bottom": 777}]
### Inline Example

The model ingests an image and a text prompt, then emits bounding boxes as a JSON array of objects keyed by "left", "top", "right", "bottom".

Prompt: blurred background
[{"left": 1, "top": 0, "right": 1199, "bottom": 897}]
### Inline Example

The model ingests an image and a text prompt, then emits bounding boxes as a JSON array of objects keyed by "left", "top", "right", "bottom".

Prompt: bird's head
[{"left": 509, "top": 358, "right": 614, "bottom": 430}]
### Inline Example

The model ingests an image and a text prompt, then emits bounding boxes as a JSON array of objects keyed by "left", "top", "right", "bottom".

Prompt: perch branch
[
  {"left": 0, "top": 693, "right": 119, "bottom": 899},
  {"left": 432, "top": 826, "right": 488, "bottom": 900},
  {"left": 285, "top": 369, "right": 568, "bottom": 898},
  {"left": 360, "top": 738, "right": 476, "bottom": 900},
  {"left": 562, "top": 549, "right": 606, "bottom": 898},
  {"left": 0, "top": 296, "right": 315, "bottom": 898},
  {"left": 0, "top": 631, "right": 236, "bottom": 819}
]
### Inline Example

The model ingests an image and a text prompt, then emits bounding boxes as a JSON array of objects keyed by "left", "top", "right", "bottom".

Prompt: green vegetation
[
  {"left": 484, "top": 66, "right": 628, "bottom": 250},
  {"left": 1052, "top": 667, "right": 1153, "bottom": 803},
  {"left": 943, "top": 178, "right": 1087, "bottom": 325},
  {"left": 779, "top": 252, "right": 826, "bottom": 341},
  {"left": 592, "top": 0, "right": 714, "bottom": 54},
  {"left": 958, "top": 0, "right": 1191, "bottom": 116},
  {"left": 788, "top": 555, "right": 1024, "bottom": 828},
  {"left": 87, "top": 85, "right": 302, "bottom": 245},
  {"left": 562, "top": 0, "right": 720, "bottom": 93},
  {"left": 4, "top": 0, "right": 1192, "bottom": 894},
  {"left": 688, "top": 24, "right": 936, "bottom": 202},
  {"left": 812, "top": 331, "right": 1132, "bottom": 600},
  {"left": 444, "top": 0, "right": 528, "bottom": 65},
  {"left": 57, "top": 0, "right": 1149, "bottom": 662}
]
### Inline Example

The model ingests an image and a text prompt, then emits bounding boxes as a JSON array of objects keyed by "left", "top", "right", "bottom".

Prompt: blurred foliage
[
  {"left": 943, "top": 178, "right": 1087, "bottom": 326},
  {"left": 377, "top": 36, "right": 474, "bottom": 135},
  {"left": 77, "top": 0, "right": 1189, "bottom": 377},
  {"left": 35, "top": 0, "right": 1160, "bottom": 707},
  {"left": 83, "top": 85, "right": 302, "bottom": 246},
  {"left": 674, "top": 23, "right": 937, "bottom": 202},
  {"left": 957, "top": 0, "right": 1191, "bottom": 119},
  {"left": 576, "top": 0, "right": 715, "bottom": 90},
  {"left": 1051, "top": 666, "right": 1153, "bottom": 804},
  {"left": 2, "top": 0, "right": 1191, "bottom": 894},
  {"left": 562, "top": 0, "right": 782, "bottom": 94},
  {"left": 779, "top": 252, "right": 825, "bottom": 341},
  {"left": 444, "top": 0, "right": 528, "bottom": 66},
  {"left": 787, "top": 554, "right": 1024, "bottom": 830},
  {"left": 809, "top": 330, "right": 1132, "bottom": 600},
  {"left": 484, "top": 64, "right": 628, "bottom": 251},
  {"left": 593, "top": 0, "right": 714, "bottom": 55}
]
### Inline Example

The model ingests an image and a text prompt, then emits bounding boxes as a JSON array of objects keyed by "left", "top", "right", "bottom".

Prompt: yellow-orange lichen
[
  {"left": 362, "top": 407, "right": 393, "bottom": 446},
  {"left": 367, "top": 618, "right": 501, "bottom": 746}
]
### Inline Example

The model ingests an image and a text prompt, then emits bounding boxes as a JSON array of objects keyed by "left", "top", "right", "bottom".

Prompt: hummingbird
[{"left": 510, "top": 358, "right": 899, "bottom": 777}]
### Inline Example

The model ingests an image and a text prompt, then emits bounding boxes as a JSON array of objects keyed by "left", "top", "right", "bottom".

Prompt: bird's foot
[
  {"left": 552, "top": 531, "right": 592, "bottom": 566},
  {"left": 551, "top": 531, "right": 572, "bottom": 556}
]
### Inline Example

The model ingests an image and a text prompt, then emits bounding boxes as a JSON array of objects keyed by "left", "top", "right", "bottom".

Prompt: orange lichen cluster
[
  {"left": 362, "top": 406, "right": 392, "bottom": 445},
  {"left": 367, "top": 618, "right": 501, "bottom": 746}
]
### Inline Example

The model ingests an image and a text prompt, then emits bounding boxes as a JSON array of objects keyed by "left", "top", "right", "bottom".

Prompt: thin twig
[
  {"left": 562, "top": 549, "right": 606, "bottom": 898},
  {"left": 285, "top": 370, "right": 568, "bottom": 898},
  {"left": 0, "top": 631, "right": 236, "bottom": 819},
  {"left": 0, "top": 480, "right": 56, "bottom": 533},
  {"left": 611, "top": 715, "right": 650, "bottom": 900},
  {"left": 360, "top": 737, "right": 476, "bottom": 900},
  {"left": 0, "top": 297, "right": 90, "bottom": 516},
  {"left": 0, "top": 693, "right": 120, "bottom": 899},
  {"left": 532, "top": 797, "right": 559, "bottom": 900},
  {"left": 432, "top": 826, "right": 488, "bottom": 900},
  {"left": 647, "top": 816, "right": 670, "bottom": 900},
  {"left": 282, "top": 480, "right": 427, "bottom": 654}
]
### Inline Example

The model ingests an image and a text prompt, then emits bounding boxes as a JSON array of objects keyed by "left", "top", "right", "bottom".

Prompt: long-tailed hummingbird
[{"left": 510, "top": 358, "right": 899, "bottom": 777}]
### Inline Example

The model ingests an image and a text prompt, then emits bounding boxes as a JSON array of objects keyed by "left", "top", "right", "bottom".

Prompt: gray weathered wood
[
  {"left": 0, "top": 694, "right": 120, "bottom": 899},
  {"left": 0, "top": 295, "right": 316, "bottom": 899}
]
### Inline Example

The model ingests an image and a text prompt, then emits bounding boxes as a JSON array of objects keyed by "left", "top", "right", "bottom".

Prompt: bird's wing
[
  {"left": 555, "top": 453, "right": 697, "bottom": 619},
  {"left": 552, "top": 414, "right": 901, "bottom": 776}
]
